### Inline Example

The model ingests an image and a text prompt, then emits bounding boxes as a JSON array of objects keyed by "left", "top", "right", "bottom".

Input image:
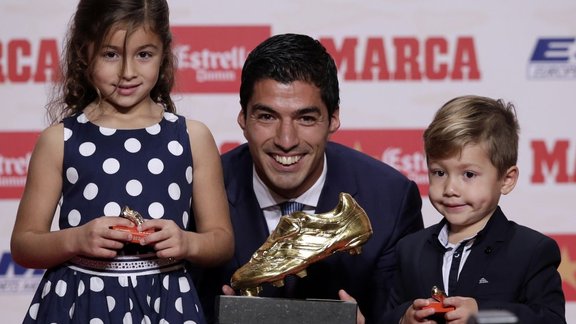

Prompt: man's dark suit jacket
[
  {"left": 382, "top": 206, "right": 566, "bottom": 324},
  {"left": 194, "top": 142, "right": 424, "bottom": 323}
]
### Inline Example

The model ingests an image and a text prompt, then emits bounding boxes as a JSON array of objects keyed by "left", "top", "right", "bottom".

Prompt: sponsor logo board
[
  {"left": 0, "top": 132, "right": 37, "bottom": 199},
  {"left": 528, "top": 38, "right": 576, "bottom": 80},
  {"left": 171, "top": 26, "right": 271, "bottom": 93}
]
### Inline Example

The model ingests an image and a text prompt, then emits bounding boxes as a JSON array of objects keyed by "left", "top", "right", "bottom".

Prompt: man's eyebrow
[
  {"left": 250, "top": 104, "right": 275, "bottom": 114},
  {"left": 249, "top": 104, "right": 322, "bottom": 116},
  {"left": 297, "top": 106, "right": 321, "bottom": 115}
]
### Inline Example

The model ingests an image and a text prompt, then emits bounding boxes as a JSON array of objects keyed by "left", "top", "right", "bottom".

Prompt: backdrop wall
[{"left": 1, "top": 1, "right": 575, "bottom": 322}]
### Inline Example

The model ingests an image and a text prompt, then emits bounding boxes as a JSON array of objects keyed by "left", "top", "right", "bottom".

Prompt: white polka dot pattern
[
  {"left": 79, "top": 142, "right": 96, "bottom": 156},
  {"left": 148, "top": 158, "right": 164, "bottom": 175},
  {"left": 179, "top": 276, "right": 191, "bottom": 293},
  {"left": 182, "top": 212, "right": 189, "bottom": 229},
  {"left": 103, "top": 158, "right": 120, "bottom": 174},
  {"left": 126, "top": 179, "right": 143, "bottom": 196},
  {"left": 185, "top": 166, "right": 193, "bottom": 184},
  {"left": 29, "top": 303, "right": 39, "bottom": 320},
  {"left": 104, "top": 202, "right": 121, "bottom": 217},
  {"left": 100, "top": 127, "right": 116, "bottom": 136},
  {"left": 162, "top": 276, "right": 170, "bottom": 290},
  {"left": 148, "top": 202, "right": 164, "bottom": 219},
  {"left": 66, "top": 167, "right": 79, "bottom": 184},
  {"left": 64, "top": 128, "right": 73, "bottom": 141},
  {"left": 83, "top": 183, "right": 98, "bottom": 200},
  {"left": 68, "top": 209, "right": 81, "bottom": 226},
  {"left": 41, "top": 281, "right": 51, "bottom": 298},
  {"left": 78, "top": 280, "right": 85, "bottom": 296},
  {"left": 55, "top": 280, "right": 67, "bottom": 297},
  {"left": 123, "top": 312, "right": 133, "bottom": 323},
  {"left": 125, "top": 138, "right": 142, "bottom": 153},
  {"left": 146, "top": 124, "right": 161, "bottom": 135},
  {"left": 168, "top": 183, "right": 181, "bottom": 200},
  {"left": 77, "top": 114, "right": 89, "bottom": 123},
  {"left": 107, "top": 296, "right": 116, "bottom": 311},
  {"left": 90, "top": 277, "right": 104, "bottom": 292},
  {"left": 168, "top": 141, "right": 183, "bottom": 156}
]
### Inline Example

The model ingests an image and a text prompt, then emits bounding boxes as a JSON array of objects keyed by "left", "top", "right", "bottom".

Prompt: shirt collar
[{"left": 438, "top": 223, "right": 478, "bottom": 249}]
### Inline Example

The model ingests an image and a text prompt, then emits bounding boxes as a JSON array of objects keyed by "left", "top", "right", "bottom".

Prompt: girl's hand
[
  {"left": 75, "top": 216, "right": 134, "bottom": 258},
  {"left": 139, "top": 219, "right": 189, "bottom": 260}
]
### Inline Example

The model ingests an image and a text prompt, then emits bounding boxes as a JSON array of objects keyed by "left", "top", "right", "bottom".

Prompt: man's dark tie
[
  {"left": 280, "top": 201, "right": 305, "bottom": 216},
  {"left": 278, "top": 201, "right": 305, "bottom": 297},
  {"left": 448, "top": 240, "right": 470, "bottom": 295}
]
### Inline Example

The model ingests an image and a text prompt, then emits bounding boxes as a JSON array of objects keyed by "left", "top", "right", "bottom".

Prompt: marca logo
[
  {"left": 531, "top": 139, "right": 576, "bottom": 184},
  {"left": 319, "top": 36, "right": 480, "bottom": 81},
  {"left": 0, "top": 132, "right": 38, "bottom": 199},
  {"left": 0, "top": 251, "right": 43, "bottom": 294},
  {"left": 171, "top": 26, "right": 271, "bottom": 94},
  {"left": 0, "top": 38, "right": 60, "bottom": 84},
  {"left": 549, "top": 234, "right": 576, "bottom": 301},
  {"left": 330, "top": 129, "right": 429, "bottom": 195},
  {"left": 527, "top": 38, "right": 576, "bottom": 80}
]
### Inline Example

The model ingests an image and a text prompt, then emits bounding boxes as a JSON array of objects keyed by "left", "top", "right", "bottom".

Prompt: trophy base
[
  {"left": 111, "top": 225, "right": 154, "bottom": 243},
  {"left": 423, "top": 302, "right": 455, "bottom": 313},
  {"left": 215, "top": 295, "right": 357, "bottom": 324}
]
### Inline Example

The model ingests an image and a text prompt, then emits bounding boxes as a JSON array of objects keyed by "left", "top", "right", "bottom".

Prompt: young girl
[{"left": 10, "top": 0, "right": 233, "bottom": 323}]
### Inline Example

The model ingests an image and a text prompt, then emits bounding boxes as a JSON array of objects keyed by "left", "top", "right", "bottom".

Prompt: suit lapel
[
  {"left": 422, "top": 224, "right": 449, "bottom": 293},
  {"left": 225, "top": 148, "right": 272, "bottom": 265},
  {"left": 317, "top": 143, "right": 359, "bottom": 212},
  {"left": 231, "top": 191, "right": 270, "bottom": 265},
  {"left": 453, "top": 207, "right": 510, "bottom": 296}
]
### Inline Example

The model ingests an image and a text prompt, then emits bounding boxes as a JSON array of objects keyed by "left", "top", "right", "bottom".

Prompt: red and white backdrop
[{"left": 1, "top": 0, "right": 575, "bottom": 321}]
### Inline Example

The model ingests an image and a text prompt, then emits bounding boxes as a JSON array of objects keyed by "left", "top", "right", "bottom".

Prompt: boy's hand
[
  {"left": 443, "top": 296, "right": 478, "bottom": 324},
  {"left": 401, "top": 298, "right": 437, "bottom": 323}
]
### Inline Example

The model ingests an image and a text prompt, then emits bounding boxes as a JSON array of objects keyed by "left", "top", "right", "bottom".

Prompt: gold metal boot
[{"left": 230, "top": 192, "right": 373, "bottom": 296}]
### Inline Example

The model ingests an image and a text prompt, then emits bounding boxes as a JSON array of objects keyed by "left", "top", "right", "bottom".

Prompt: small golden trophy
[
  {"left": 423, "top": 286, "right": 455, "bottom": 313},
  {"left": 111, "top": 206, "right": 154, "bottom": 243}
]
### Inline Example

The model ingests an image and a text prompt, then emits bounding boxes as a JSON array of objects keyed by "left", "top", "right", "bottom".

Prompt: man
[{"left": 195, "top": 33, "right": 424, "bottom": 323}]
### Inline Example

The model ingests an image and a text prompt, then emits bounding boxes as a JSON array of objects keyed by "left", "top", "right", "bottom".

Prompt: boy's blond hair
[{"left": 423, "top": 95, "right": 519, "bottom": 177}]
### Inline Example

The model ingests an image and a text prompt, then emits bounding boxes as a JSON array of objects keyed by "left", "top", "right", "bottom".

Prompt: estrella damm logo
[
  {"left": 330, "top": 129, "right": 429, "bottom": 196},
  {"left": 171, "top": 26, "right": 271, "bottom": 94},
  {"left": 0, "top": 132, "right": 39, "bottom": 199}
]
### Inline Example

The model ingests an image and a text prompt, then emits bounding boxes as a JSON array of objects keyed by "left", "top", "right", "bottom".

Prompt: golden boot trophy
[{"left": 231, "top": 192, "right": 373, "bottom": 296}]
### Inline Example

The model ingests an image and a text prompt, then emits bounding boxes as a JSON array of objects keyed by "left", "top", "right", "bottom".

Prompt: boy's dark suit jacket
[
  {"left": 382, "top": 206, "right": 566, "bottom": 324},
  {"left": 194, "top": 142, "right": 424, "bottom": 323}
]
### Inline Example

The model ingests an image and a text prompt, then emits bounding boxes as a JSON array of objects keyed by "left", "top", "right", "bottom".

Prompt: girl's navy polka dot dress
[{"left": 23, "top": 112, "right": 205, "bottom": 324}]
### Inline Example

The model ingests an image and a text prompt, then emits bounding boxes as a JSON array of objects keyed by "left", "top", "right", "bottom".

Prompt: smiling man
[{"left": 194, "top": 33, "right": 424, "bottom": 324}]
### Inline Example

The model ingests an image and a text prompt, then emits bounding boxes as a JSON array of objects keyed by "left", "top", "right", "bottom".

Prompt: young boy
[{"left": 381, "top": 95, "right": 566, "bottom": 323}]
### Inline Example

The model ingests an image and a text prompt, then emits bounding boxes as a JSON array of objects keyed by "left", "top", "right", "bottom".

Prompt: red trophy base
[
  {"left": 112, "top": 225, "right": 154, "bottom": 243},
  {"left": 423, "top": 302, "right": 455, "bottom": 313}
]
